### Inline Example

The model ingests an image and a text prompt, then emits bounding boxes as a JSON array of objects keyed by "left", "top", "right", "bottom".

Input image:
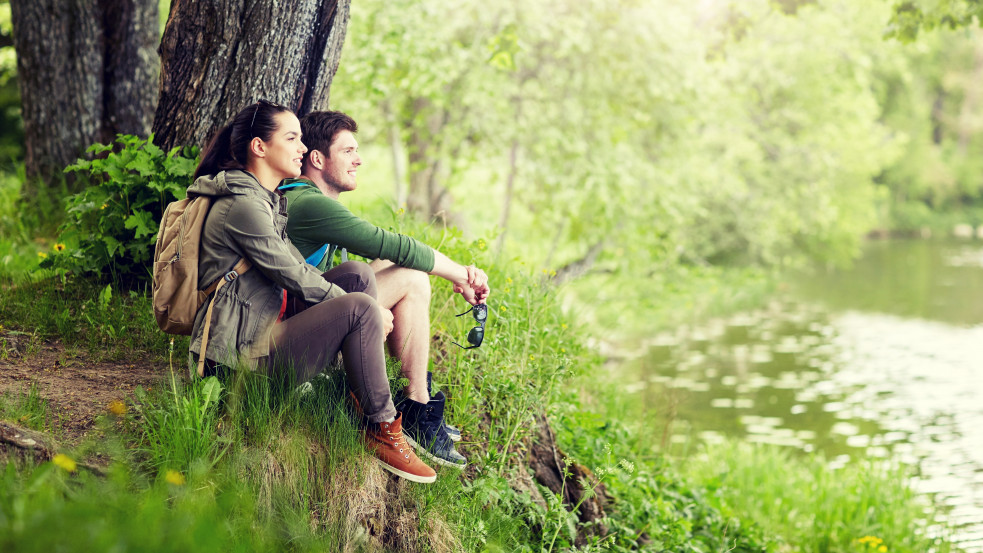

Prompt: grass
[
  {"left": 680, "top": 441, "right": 955, "bottom": 553},
  {"left": 0, "top": 204, "right": 960, "bottom": 552},
  {"left": 0, "top": 382, "right": 50, "bottom": 431}
]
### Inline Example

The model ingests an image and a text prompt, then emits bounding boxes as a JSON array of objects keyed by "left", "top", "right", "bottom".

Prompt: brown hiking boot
[{"left": 365, "top": 413, "right": 437, "bottom": 484}]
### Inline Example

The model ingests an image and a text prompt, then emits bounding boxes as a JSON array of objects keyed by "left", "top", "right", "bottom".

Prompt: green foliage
[
  {"left": 42, "top": 135, "right": 198, "bottom": 284},
  {"left": 0, "top": 276, "right": 177, "bottom": 358},
  {"left": 682, "top": 441, "right": 954, "bottom": 553},
  {"left": 131, "top": 370, "right": 227, "bottom": 473},
  {"left": 888, "top": 0, "right": 983, "bottom": 41},
  {"left": 0, "top": 382, "right": 49, "bottom": 432}
]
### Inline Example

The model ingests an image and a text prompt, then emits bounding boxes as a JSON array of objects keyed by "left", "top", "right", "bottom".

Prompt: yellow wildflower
[
  {"left": 37, "top": 252, "right": 47, "bottom": 259},
  {"left": 53, "top": 243, "right": 66, "bottom": 252},
  {"left": 529, "top": 355, "right": 535, "bottom": 361},
  {"left": 52, "top": 453, "right": 77, "bottom": 473},
  {"left": 878, "top": 546, "right": 887, "bottom": 553},
  {"left": 549, "top": 270, "right": 556, "bottom": 277},
  {"left": 561, "top": 323, "right": 567, "bottom": 329},
  {"left": 165, "top": 470, "right": 186, "bottom": 485},
  {"left": 500, "top": 306, "right": 506, "bottom": 312},
  {"left": 107, "top": 399, "right": 127, "bottom": 416},
  {"left": 503, "top": 287, "right": 511, "bottom": 294},
  {"left": 506, "top": 277, "right": 513, "bottom": 284},
  {"left": 100, "top": 203, "right": 108, "bottom": 210}
]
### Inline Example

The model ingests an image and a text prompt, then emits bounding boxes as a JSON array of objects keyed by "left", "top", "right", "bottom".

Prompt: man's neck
[{"left": 300, "top": 172, "right": 342, "bottom": 200}]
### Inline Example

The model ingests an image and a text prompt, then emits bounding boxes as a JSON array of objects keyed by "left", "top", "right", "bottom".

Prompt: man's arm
[
  {"left": 290, "top": 191, "right": 489, "bottom": 303},
  {"left": 431, "top": 251, "right": 490, "bottom": 305},
  {"left": 288, "top": 192, "right": 435, "bottom": 272}
]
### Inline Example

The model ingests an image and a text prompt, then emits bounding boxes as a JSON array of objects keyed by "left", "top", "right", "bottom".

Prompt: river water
[{"left": 620, "top": 240, "right": 983, "bottom": 550}]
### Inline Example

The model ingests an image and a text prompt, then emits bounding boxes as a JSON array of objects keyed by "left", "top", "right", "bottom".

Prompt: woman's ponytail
[{"left": 194, "top": 124, "right": 236, "bottom": 179}]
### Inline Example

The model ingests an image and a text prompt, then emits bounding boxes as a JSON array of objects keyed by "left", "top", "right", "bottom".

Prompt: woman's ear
[{"left": 249, "top": 136, "right": 266, "bottom": 159}]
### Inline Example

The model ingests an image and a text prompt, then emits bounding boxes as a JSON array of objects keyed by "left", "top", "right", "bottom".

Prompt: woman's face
[{"left": 259, "top": 112, "right": 308, "bottom": 180}]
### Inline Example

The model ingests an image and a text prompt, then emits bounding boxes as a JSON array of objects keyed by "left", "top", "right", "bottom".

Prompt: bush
[{"left": 42, "top": 135, "right": 199, "bottom": 284}]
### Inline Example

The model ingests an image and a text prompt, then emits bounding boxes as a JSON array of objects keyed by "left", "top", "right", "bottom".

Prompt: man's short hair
[{"left": 299, "top": 111, "right": 358, "bottom": 161}]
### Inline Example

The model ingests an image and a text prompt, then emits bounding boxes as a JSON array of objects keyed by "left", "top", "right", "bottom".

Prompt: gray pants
[{"left": 268, "top": 261, "right": 396, "bottom": 423}]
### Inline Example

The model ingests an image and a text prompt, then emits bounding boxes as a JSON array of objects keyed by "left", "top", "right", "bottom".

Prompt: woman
[{"left": 188, "top": 99, "right": 436, "bottom": 484}]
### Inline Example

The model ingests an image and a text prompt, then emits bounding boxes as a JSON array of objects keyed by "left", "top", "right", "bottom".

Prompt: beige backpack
[{"left": 152, "top": 196, "right": 250, "bottom": 370}]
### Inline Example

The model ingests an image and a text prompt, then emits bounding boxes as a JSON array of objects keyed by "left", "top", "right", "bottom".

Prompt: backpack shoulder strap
[{"left": 196, "top": 257, "right": 252, "bottom": 377}]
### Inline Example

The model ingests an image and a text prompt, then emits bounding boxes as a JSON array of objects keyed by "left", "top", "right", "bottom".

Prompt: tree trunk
[
  {"left": 494, "top": 136, "right": 520, "bottom": 256},
  {"left": 152, "top": 0, "right": 350, "bottom": 152},
  {"left": 10, "top": 0, "right": 158, "bottom": 196}
]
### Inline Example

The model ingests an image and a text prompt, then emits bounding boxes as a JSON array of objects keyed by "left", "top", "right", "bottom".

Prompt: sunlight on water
[{"left": 622, "top": 240, "right": 983, "bottom": 551}]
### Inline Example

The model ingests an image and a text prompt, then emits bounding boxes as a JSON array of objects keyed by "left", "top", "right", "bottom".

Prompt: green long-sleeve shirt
[{"left": 279, "top": 178, "right": 436, "bottom": 273}]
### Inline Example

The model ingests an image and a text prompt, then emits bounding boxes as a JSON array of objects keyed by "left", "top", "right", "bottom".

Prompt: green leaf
[
  {"left": 124, "top": 211, "right": 155, "bottom": 238},
  {"left": 102, "top": 235, "right": 120, "bottom": 257},
  {"left": 98, "top": 283, "right": 112, "bottom": 309},
  {"left": 86, "top": 142, "right": 114, "bottom": 155},
  {"left": 200, "top": 377, "right": 224, "bottom": 412},
  {"left": 126, "top": 151, "right": 157, "bottom": 177}
]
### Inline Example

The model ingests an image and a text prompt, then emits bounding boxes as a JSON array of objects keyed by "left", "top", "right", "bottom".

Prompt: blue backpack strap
[
  {"left": 277, "top": 182, "right": 306, "bottom": 191},
  {"left": 305, "top": 243, "right": 329, "bottom": 266}
]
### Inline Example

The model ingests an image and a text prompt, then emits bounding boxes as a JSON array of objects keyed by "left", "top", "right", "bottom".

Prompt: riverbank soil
[{"left": 0, "top": 332, "right": 164, "bottom": 444}]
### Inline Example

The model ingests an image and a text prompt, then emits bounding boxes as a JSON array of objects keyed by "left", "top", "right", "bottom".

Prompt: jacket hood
[{"left": 187, "top": 169, "right": 268, "bottom": 200}]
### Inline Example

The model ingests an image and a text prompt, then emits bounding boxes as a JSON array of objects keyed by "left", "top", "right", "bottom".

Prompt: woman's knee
[{"left": 345, "top": 291, "right": 381, "bottom": 321}]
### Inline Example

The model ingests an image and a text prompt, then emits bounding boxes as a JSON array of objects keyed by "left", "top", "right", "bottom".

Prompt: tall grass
[{"left": 681, "top": 440, "right": 955, "bottom": 553}]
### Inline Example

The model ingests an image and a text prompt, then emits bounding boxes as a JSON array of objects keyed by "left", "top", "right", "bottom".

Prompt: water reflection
[{"left": 623, "top": 240, "right": 983, "bottom": 551}]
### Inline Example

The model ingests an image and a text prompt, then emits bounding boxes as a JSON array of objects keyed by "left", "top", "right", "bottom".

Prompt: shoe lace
[{"left": 385, "top": 426, "right": 411, "bottom": 459}]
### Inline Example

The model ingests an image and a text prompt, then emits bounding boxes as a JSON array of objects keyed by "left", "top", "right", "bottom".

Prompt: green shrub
[{"left": 42, "top": 135, "right": 199, "bottom": 284}]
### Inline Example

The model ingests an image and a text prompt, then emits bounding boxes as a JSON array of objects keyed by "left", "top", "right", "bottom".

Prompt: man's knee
[
  {"left": 328, "top": 261, "right": 378, "bottom": 297},
  {"left": 384, "top": 266, "right": 430, "bottom": 305},
  {"left": 337, "top": 260, "right": 376, "bottom": 285}
]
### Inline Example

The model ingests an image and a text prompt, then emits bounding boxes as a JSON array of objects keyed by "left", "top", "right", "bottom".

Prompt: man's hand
[
  {"left": 379, "top": 305, "right": 394, "bottom": 335},
  {"left": 452, "top": 265, "right": 490, "bottom": 305}
]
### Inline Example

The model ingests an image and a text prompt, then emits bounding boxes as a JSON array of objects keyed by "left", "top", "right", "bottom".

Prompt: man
[{"left": 279, "top": 111, "right": 490, "bottom": 469}]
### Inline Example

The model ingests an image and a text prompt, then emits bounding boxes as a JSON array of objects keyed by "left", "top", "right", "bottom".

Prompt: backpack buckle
[{"left": 223, "top": 269, "right": 240, "bottom": 282}]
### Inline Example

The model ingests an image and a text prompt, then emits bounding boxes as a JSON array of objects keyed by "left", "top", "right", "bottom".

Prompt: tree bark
[
  {"left": 10, "top": 0, "right": 158, "bottom": 196},
  {"left": 152, "top": 0, "right": 351, "bottom": 152}
]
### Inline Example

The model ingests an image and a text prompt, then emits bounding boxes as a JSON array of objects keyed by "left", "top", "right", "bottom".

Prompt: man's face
[{"left": 318, "top": 130, "right": 360, "bottom": 197}]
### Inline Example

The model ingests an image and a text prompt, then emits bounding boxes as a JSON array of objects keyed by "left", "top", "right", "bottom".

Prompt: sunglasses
[
  {"left": 249, "top": 99, "right": 282, "bottom": 135},
  {"left": 452, "top": 303, "right": 487, "bottom": 350}
]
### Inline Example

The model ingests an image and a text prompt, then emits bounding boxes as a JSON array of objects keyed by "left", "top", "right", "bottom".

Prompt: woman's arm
[{"left": 225, "top": 197, "right": 342, "bottom": 303}]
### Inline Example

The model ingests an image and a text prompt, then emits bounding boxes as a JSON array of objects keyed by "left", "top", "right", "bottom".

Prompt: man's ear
[
  {"left": 309, "top": 149, "right": 325, "bottom": 170},
  {"left": 249, "top": 137, "right": 266, "bottom": 159}
]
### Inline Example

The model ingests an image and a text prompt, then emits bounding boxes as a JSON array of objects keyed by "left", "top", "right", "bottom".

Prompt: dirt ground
[{"left": 0, "top": 330, "right": 167, "bottom": 444}]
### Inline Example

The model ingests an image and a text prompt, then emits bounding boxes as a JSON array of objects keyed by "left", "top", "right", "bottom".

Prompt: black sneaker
[
  {"left": 426, "top": 372, "right": 462, "bottom": 442},
  {"left": 395, "top": 391, "right": 466, "bottom": 469}
]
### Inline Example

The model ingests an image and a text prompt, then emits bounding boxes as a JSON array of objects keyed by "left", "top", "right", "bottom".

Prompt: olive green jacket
[{"left": 187, "top": 170, "right": 343, "bottom": 369}]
